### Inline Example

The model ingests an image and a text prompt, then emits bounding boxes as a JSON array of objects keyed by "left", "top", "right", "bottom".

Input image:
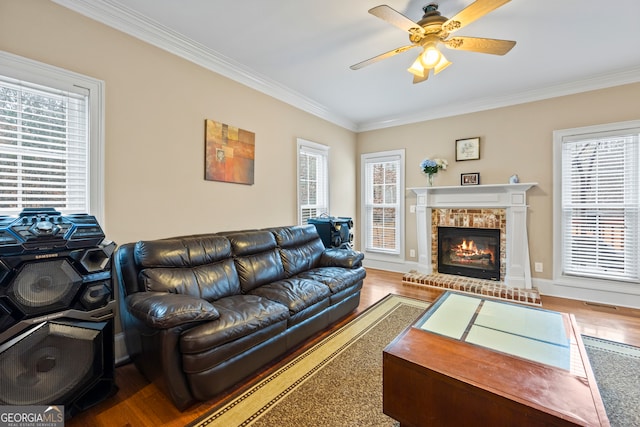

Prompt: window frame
[
  {"left": 296, "top": 138, "right": 329, "bottom": 225},
  {"left": 0, "top": 51, "right": 105, "bottom": 224},
  {"left": 553, "top": 119, "right": 640, "bottom": 295},
  {"left": 360, "top": 149, "right": 405, "bottom": 262}
]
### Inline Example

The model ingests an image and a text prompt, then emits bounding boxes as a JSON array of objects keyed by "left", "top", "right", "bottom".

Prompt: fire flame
[
  {"left": 460, "top": 240, "right": 476, "bottom": 252},
  {"left": 454, "top": 239, "right": 493, "bottom": 262}
]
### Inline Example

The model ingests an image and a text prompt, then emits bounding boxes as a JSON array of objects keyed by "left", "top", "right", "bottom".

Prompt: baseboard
[
  {"left": 533, "top": 277, "right": 640, "bottom": 310},
  {"left": 362, "top": 258, "right": 411, "bottom": 273}
]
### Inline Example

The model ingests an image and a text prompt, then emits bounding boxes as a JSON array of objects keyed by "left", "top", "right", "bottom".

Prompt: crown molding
[
  {"left": 357, "top": 66, "right": 640, "bottom": 131},
  {"left": 51, "top": 0, "right": 358, "bottom": 131}
]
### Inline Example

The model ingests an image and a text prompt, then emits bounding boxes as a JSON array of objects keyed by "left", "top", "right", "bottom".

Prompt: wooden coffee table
[{"left": 383, "top": 291, "right": 609, "bottom": 426}]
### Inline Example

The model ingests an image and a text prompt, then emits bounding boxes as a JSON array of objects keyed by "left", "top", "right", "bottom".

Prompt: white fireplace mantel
[{"left": 410, "top": 183, "right": 537, "bottom": 288}]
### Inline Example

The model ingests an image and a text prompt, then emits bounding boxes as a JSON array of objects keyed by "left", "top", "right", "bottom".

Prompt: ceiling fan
[{"left": 350, "top": 0, "right": 516, "bottom": 83}]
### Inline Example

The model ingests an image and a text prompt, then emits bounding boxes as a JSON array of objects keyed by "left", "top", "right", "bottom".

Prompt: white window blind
[
  {"left": 297, "top": 139, "right": 329, "bottom": 225},
  {"left": 560, "top": 129, "right": 640, "bottom": 282},
  {"left": 363, "top": 153, "right": 401, "bottom": 254},
  {"left": 0, "top": 77, "right": 89, "bottom": 214}
]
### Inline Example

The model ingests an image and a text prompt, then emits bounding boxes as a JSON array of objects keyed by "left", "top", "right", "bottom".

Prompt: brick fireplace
[{"left": 410, "top": 183, "right": 536, "bottom": 288}]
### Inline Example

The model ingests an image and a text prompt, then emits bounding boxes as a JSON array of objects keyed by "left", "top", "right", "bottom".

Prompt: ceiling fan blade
[
  {"left": 442, "top": 0, "right": 511, "bottom": 33},
  {"left": 444, "top": 37, "right": 516, "bottom": 55},
  {"left": 350, "top": 45, "right": 417, "bottom": 70},
  {"left": 369, "top": 5, "right": 425, "bottom": 36}
]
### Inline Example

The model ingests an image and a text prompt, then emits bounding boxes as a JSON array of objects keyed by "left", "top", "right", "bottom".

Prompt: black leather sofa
[{"left": 113, "top": 225, "right": 366, "bottom": 410}]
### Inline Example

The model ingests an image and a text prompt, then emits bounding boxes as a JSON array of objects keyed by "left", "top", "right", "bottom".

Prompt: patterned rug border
[
  {"left": 189, "top": 294, "right": 429, "bottom": 427},
  {"left": 582, "top": 335, "right": 640, "bottom": 359}
]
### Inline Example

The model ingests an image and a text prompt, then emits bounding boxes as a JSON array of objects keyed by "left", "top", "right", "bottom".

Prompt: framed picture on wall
[
  {"left": 456, "top": 137, "right": 480, "bottom": 161},
  {"left": 461, "top": 172, "right": 480, "bottom": 186},
  {"left": 204, "top": 119, "right": 255, "bottom": 185}
]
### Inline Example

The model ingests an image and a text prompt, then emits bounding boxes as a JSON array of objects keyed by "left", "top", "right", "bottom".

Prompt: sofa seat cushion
[
  {"left": 249, "top": 278, "right": 331, "bottom": 314},
  {"left": 182, "top": 321, "right": 287, "bottom": 374},
  {"left": 295, "top": 266, "right": 367, "bottom": 294},
  {"left": 180, "top": 295, "right": 289, "bottom": 354},
  {"left": 328, "top": 283, "right": 364, "bottom": 306}
]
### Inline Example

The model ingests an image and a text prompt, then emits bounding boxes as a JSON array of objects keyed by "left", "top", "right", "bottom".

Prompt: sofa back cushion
[
  {"left": 225, "top": 230, "right": 286, "bottom": 293},
  {"left": 134, "top": 235, "right": 241, "bottom": 301},
  {"left": 135, "top": 234, "right": 230, "bottom": 267},
  {"left": 269, "top": 225, "right": 324, "bottom": 276}
]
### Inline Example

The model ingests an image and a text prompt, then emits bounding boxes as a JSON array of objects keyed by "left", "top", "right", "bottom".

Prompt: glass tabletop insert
[{"left": 415, "top": 292, "right": 571, "bottom": 370}]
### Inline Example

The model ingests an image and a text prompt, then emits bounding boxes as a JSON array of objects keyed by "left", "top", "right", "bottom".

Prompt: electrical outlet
[
  {"left": 534, "top": 262, "right": 543, "bottom": 273},
  {"left": 409, "top": 249, "right": 416, "bottom": 258}
]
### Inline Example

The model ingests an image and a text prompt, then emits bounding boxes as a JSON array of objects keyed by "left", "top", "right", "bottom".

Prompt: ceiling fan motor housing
[{"left": 412, "top": 3, "right": 448, "bottom": 42}]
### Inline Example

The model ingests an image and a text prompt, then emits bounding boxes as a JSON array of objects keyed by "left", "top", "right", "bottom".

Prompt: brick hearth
[{"left": 402, "top": 271, "right": 541, "bottom": 306}]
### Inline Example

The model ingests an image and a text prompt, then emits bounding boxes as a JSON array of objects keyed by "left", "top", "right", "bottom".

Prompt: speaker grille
[
  {"left": 0, "top": 322, "right": 99, "bottom": 406},
  {"left": 9, "top": 260, "right": 82, "bottom": 315}
]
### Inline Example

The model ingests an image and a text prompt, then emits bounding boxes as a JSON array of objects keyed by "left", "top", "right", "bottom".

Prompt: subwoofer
[
  {"left": 0, "top": 319, "right": 115, "bottom": 417},
  {"left": 0, "top": 208, "right": 117, "bottom": 418}
]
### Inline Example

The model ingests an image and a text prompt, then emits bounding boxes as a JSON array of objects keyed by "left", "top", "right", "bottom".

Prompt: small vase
[{"left": 427, "top": 173, "right": 435, "bottom": 186}]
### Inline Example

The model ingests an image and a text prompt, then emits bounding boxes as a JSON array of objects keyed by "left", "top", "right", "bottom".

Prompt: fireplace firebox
[{"left": 438, "top": 227, "right": 500, "bottom": 281}]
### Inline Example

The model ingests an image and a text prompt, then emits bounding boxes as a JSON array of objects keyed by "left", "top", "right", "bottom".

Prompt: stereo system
[
  {"left": 0, "top": 208, "right": 117, "bottom": 418},
  {"left": 308, "top": 216, "right": 354, "bottom": 249}
]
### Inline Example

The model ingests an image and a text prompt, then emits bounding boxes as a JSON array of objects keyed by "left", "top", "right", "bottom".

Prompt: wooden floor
[{"left": 67, "top": 269, "right": 640, "bottom": 427}]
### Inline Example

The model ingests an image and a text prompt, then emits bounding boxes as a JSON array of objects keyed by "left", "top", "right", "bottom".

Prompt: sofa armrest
[
  {"left": 126, "top": 292, "right": 220, "bottom": 329},
  {"left": 319, "top": 248, "right": 364, "bottom": 269}
]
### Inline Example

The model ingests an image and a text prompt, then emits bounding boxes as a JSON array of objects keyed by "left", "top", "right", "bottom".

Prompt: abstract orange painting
[{"left": 204, "top": 119, "right": 255, "bottom": 185}]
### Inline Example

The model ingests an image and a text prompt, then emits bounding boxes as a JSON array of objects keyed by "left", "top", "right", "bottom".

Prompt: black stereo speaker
[
  {"left": 0, "top": 208, "right": 117, "bottom": 418},
  {"left": 308, "top": 216, "right": 354, "bottom": 249}
]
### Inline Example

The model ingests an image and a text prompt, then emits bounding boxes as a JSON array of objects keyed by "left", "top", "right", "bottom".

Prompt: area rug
[
  {"left": 582, "top": 336, "right": 640, "bottom": 427},
  {"left": 190, "top": 294, "right": 639, "bottom": 427}
]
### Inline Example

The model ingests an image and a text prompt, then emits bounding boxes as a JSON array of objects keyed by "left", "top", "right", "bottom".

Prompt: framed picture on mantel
[
  {"left": 456, "top": 137, "right": 480, "bottom": 161},
  {"left": 461, "top": 172, "right": 480, "bottom": 186}
]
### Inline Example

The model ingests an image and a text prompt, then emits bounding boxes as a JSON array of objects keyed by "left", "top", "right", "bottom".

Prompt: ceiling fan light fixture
[
  {"left": 434, "top": 53, "right": 451, "bottom": 75},
  {"left": 407, "top": 58, "right": 427, "bottom": 77},
  {"left": 419, "top": 45, "right": 441, "bottom": 69}
]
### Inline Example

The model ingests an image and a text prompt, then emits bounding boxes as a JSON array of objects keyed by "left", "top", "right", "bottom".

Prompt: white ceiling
[{"left": 54, "top": 0, "right": 640, "bottom": 131}]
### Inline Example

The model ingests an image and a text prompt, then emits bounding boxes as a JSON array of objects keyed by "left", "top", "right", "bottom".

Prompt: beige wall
[
  {"left": 357, "top": 82, "right": 640, "bottom": 280},
  {"left": 0, "top": 0, "right": 357, "bottom": 245}
]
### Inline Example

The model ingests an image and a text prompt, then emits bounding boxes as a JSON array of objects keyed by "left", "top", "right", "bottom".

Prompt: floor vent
[{"left": 584, "top": 301, "right": 618, "bottom": 310}]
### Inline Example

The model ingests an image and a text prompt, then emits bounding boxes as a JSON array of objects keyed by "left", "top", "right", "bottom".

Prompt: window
[
  {"left": 297, "top": 138, "right": 329, "bottom": 224},
  {"left": 554, "top": 120, "right": 640, "bottom": 289},
  {"left": 361, "top": 150, "right": 404, "bottom": 257},
  {"left": 0, "top": 51, "right": 104, "bottom": 222}
]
